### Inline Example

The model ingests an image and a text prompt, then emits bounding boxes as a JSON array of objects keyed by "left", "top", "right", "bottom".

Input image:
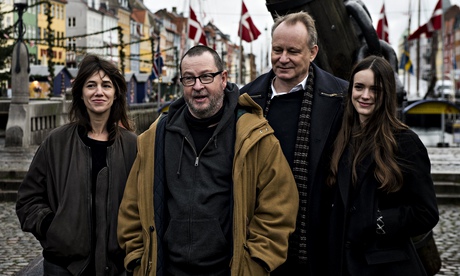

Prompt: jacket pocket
[
  {"left": 237, "top": 246, "right": 269, "bottom": 276},
  {"left": 43, "top": 209, "right": 90, "bottom": 256},
  {"left": 320, "top": 91, "right": 344, "bottom": 98}
]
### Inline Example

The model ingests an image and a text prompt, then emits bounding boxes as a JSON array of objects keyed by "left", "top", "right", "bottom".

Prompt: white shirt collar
[{"left": 270, "top": 75, "right": 309, "bottom": 99}]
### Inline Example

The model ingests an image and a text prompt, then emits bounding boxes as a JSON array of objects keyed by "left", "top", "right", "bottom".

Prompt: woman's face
[
  {"left": 352, "top": 69, "right": 377, "bottom": 124},
  {"left": 82, "top": 70, "right": 116, "bottom": 118}
]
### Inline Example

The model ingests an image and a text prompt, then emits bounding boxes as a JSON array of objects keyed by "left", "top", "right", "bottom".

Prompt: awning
[{"left": 403, "top": 100, "right": 460, "bottom": 114}]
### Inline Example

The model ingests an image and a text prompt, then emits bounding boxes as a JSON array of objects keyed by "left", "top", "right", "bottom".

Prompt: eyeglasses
[{"left": 180, "top": 71, "right": 222, "bottom": 87}]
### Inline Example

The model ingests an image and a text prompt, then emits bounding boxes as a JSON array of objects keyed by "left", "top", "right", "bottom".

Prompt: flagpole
[
  {"left": 188, "top": 0, "right": 197, "bottom": 48},
  {"left": 238, "top": 0, "right": 261, "bottom": 83},
  {"left": 260, "top": 43, "right": 263, "bottom": 75},
  {"left": 157, "top": 37, "right": 161, "bottom": 109},
  {"left": 452, "top": 28, "right": 457, "bottom": 101},
  {"left": 158, "top": 77, "right": 162, "bottom": 106},
  {"left": 407, "top": 0, "right": 411, "bottom": 96},
  {"left": 451, "top": 33, "right": 456, "bottom": 100},
  {"left": 441, "top": 0, "right": 445, "bottom": 99},
  {"left": 265, "top": 26, "right": 269, "bottom": 71},
  {"left": 416, "top": 0, "right": 421, "bottom": 97},
  {"left": 381, "top": 1, "right": 385, "bottom": 39},
  {"left": 188, "top": 0, "right": 191, "bottom": 48},
  {"left": 250, "top": 42, "right": 253, "bottom": 80},
  {"left": 239, "top": 39, "right": 242, "bottom": 85},
  {"left": 239, "top": 0, "right": 243, "bottom": 85},
  {"left": 441, "top": 0, "right": 446, "bottom": 146}
]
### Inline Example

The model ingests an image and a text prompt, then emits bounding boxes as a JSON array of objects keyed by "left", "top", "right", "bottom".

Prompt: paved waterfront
[
  {"left": 0, "top": 201, "right": 459, "bottom": 275},
  {"left": 0, "top": 137, "right": 459, "bottom": 274},
  {"left": 0, "top": 202, "right": 41, "bottom": 275}
]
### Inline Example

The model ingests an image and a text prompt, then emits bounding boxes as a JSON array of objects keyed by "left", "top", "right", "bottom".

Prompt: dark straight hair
[{"left": 69, "top": 54, "right": 134, "bottom": 141}]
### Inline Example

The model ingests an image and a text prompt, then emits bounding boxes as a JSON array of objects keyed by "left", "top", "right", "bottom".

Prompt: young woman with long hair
[{"left": 325, "top": 55, "right": 439, "bottom": 275}]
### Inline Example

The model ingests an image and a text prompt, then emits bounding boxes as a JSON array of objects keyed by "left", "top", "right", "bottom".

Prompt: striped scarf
[{"left": 265, "top": 65, "right": 314, "bottom": 264}]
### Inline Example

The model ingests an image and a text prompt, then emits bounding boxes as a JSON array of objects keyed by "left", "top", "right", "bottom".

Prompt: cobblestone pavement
[
  {"left": 435, "top": 205, "right": 460, "bottom": 275},
  {"left": 0, "top": 202, "right": 41, "bottom": 275},
  {"left": 0, "top": 201, "right": 459, "bottom": 275}
]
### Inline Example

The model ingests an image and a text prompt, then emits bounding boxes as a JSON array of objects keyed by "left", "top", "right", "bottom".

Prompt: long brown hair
[
  {"left": 69, "top": 54, "right": 134, "bottom": 141},
  {"left": 327, "top": 55, "right": 408, "bottom": 192}
]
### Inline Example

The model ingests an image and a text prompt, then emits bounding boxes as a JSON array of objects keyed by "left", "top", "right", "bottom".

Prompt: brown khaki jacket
[{"left": 118, "top": 93, "right": 298, "bottom": 276}]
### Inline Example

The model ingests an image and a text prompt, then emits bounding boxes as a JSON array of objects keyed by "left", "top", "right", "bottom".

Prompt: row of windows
[
  {"left": 68, "top": 17, "right": 76, "bottom": 27},
  {"left": 131, "top": 23, "right": 143, "bottom": 37},
  {"left": 7, "top": 24, "right": 76, "bottom": 48},
  {"left": 37, "top": 3, "right": 65, "bottom": 20},
  {"left": 3, "top": 17, "right": 144, "bottom": 47},
  {"left": 0, "top": 2, "right": 65, "bottom": 23},
  {"left": 36, "top": 28, "right": 65, "bottom": 47},
  {"left": 118, "top": 0, "right": 128, "bottom": 8},
  {"left": 2, "top": 4, "right": 152, "bottom": 49},
  {"left": 39, "top": 49, "right": 63, "bottom": 60},
  {"left": 1, "top": 1, "right": 66, "bottom": 24}
]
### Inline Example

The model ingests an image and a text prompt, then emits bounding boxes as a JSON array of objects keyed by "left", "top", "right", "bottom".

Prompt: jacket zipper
[
  {"left": 184, "top": 136, "right": 213, "bottom": 167},
  {"left": 105, "top": 148, "right": 112, "bottom": 272},
  {"left": 79, "top": 146, "right": 93, "bottom": 275}
]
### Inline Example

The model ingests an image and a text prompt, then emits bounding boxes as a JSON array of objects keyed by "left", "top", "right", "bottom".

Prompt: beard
[{"left": 185, "top": 90, "right": 224, "bottom": 119}]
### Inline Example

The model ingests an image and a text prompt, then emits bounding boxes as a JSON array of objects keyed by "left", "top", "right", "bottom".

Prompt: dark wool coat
[
  {"left": 240, "top": 63, "right": 348, "bottom": 274},
  {"left": 325, "top": 129, "right": 439, "bottom": 276}
]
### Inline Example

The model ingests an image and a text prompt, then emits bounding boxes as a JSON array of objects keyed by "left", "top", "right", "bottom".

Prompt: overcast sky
[{"left": 145, "top": 0, "right": 460, "bottom": 64}]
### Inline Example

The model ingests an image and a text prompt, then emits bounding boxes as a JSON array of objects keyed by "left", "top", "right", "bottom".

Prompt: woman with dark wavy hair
[
  {"left": 324, "top": 55, "right": 439, "bottom": 275},
  {"left": 16, "top": 54, "right": 137, "bottom": 275}
]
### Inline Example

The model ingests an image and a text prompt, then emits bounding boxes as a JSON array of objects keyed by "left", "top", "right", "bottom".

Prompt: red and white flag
[
  {"left": 238, "top": 1, "right": 261, "bottom": 43},
  {"left": 188, "top": 6, "right": 207, "bottom": 46},
  {"left": 376, "top": 4, "right": 389, "bottom": 43},
  {"left": 426, "top": 0, "right": 442, "bottom": 32},
  {"left": 409, "top": 0, "right": 442, "bottom": 40}
]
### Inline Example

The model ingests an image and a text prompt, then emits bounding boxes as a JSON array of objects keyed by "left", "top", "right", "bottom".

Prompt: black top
[
  {"left": 266, "top": 91, "right": 303, "bottom": 168},
  {"left": 80, "top": 127, "right": 111, "bottom": 275},
  {"left": 185, "top": 106, "right": 224, "bottom": 153}
]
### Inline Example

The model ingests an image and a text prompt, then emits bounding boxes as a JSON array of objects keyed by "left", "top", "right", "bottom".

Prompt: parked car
[{"left": 434, "top": 80, "right": 455, "bottom": 101}]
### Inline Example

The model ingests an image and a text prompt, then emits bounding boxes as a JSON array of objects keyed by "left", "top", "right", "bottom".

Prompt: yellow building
[
  {"left": 132, "top": 8, "right": 154, "bottom": 73},
  {"left": 36, "top": 0, "right": 66, "bottom": 66},
  {"left": 117, "top": 5, "right": 131, "bottom": 73}
]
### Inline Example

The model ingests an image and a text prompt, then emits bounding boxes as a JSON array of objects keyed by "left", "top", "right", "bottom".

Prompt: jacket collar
[{"left": 166, "top": 82, "right": 240, "bottom": 136}]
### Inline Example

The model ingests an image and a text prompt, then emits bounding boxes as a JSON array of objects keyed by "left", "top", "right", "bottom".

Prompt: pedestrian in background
[
  {"left": 324, "top": 55, "right": 439, "bottom": 275},
  {"left": 16, "top": 54, "right": 138, "bottom": 275},
  {"left": 117, "top": 45, "right": 298, "bottom": 276},
  {"left": 240, "top": 11, "right": 348, "bottom": 275}
]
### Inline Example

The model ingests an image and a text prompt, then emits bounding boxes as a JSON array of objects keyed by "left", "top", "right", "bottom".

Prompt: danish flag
[{"left": 188, "top": 7, "right": 207, "bottom": 46}]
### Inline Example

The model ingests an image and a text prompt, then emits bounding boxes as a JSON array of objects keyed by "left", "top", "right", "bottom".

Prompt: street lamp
[{"left": 14, "top": 0, "right": 29, "bottom": 74}]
